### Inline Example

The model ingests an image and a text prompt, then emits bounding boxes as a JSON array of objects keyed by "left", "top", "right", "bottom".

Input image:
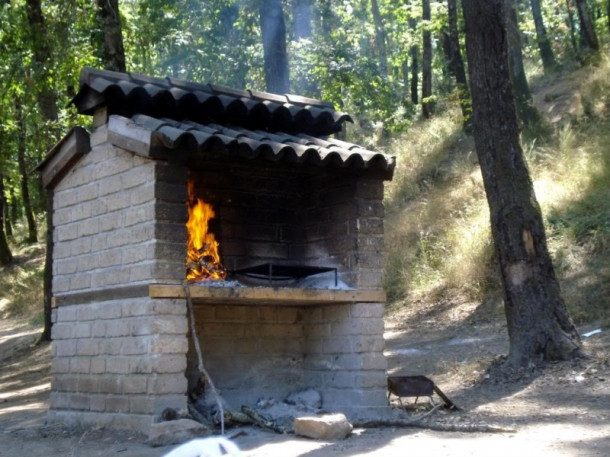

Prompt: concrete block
[
  {"left": 105, "top": 320, "right": 130, "bottom": 338},
  {"left": 70, "top": 357, "right": 91, "bottom": 374},
  {"left": 106, "top": 357, "right": 130, "bottom": 374},
  {"left": 147, "top": 374, "right": 188, "bottom": 395},
  {"left": 130, "top": 357, "right": 153, "bottom": 374},
  {"left": 122, "top": 376, "right": 148, "bottom": 394},
  {"left": 51, "top": 358, "right": 70, "bottom": 374},
  {"left": 54, "top": 340, "right": 77, "bottom": 357},
  {"left": 98, "top": 375, "right": 123, "bottom": 394},
  {"left": 69, "top": 273, "right": 92, "bottom": 292},
  {"left": 94, "top": 302, "right": 123, "bottom": 320},
  {"left": 72, "top": 322, "right": 92, "bottom": 339},
  {"left": 51, "top": 323, "right": 72, "bottom": 340},
  {"left": 151, "top": 316, "right": 188, "bottom": 335},
  {"left": 129, "top": 396, "right": 155, "bottom": 414},
  {"left": 151, "top": 355, "right": 187, "bottom": 374},
  {"left": 120, "top": 337, "right": 150, "bottom": 355},
  {"left": 90, "top": 358, "right": 106, "bottom": 374},
  {"left": 150, "top": 335, "right": 188, "bottom": 355},
  {"left": 350, "top": 302, "right": 385, "bottom": 318},
  {"left": 105, "top": 395, "right": 131, "bottom": 413}
]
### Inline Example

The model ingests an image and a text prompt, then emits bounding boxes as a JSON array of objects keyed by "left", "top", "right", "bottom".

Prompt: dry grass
[
  {"left": 383, "top": 54, "right": 610, "bottom": 325},
  {"left": 0, "top": 220, "right": 46, "bottom": 321}
]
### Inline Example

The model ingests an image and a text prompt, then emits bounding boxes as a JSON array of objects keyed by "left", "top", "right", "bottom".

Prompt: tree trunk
[
  {"left": 504, "top": 0, "right": 540, "bottom": 126},
  {"left": 95, "top": 0, "right": 126, "bottom": 72},
  {"left": 39, "top": 190, "right": 53, "bottom": 342},
  {"left": 371, "top": 0, "right": 389, "bottom": 78},
  {"left": 446, "top": 0, "right": 472, "bottom": 132},
  {"left": 607, "top": 0, "right": 610, "bottom": 35},
  {"left": 575, "top": 0, "right": 600, "bottom": 52},
  {"left": 292, "top": 0, "right": 319, "bottom": 96},
  {"left": 25, "top": 0, "right": 58, "bottom": 123},
  {"left": 259, "top": 0, "right": 290, "bottom": 94},
  {"left": 422, "top": 0, "right": 433, "bottom": 118},
  {"left": 3, "top": 189, "right": 12, "bottom": 238},
  {"left": 294, "top": 0, "right": 313, "bottom": 39},
  {"left": 565, "top": 0, "right": 580, "bottom": 59},
  {"left": 461, "top": 0, "right": 582, "bottom": 367},
  {"left": 0, "top": 175, "right": 13, "bottom": 266},
  {"left": 15, "top": 102, "right": 37, "bottom": 244},
  {"left": 409, "top": 16, "right": 419, "bottom": 105},
  {"left": 530, "top": 0, "right": 558, "bottom": 73}
]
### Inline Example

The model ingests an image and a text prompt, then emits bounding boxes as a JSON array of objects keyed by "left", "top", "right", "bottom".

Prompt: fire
[{"left": 186, "top": 181, "right": 227, "bottom": 282}]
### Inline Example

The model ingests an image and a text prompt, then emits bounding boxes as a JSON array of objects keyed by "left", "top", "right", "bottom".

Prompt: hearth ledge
[{"left": 148, "top": 284, "right": 386, "bottom": 306}]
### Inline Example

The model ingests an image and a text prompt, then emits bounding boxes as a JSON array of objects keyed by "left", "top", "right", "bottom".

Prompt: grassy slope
[
  {"left": 382, "top": 57, "right": 610, "bottom": 326},
  {"left": 0, "top": 220, "right": 45, "bottom": 323}
]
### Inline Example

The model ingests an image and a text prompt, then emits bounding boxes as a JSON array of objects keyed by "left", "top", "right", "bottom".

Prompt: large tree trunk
[
  {"left": 575, "top": 0, "right": 600, "bottom": 52},
  {"left": 504, "top": 0, "right": 540, "bottom": 126},
  {"left": 446, "top": 0, "right": 472, "bottom": 132},
  {"left": 371, "top": 0, "right": 389, "bottom": 78},
  {"left": 461, "top": 0, "right": 582, "bottom": 367},
  {"left": 259, "top": 0, "right": 290, "bottom": 94},
  {"left": 95, "top": 0, "right": 126, "bottom": 72},
  {"left": 15, "top": 102, "right": 37, "bottom": 244},
  {"left": 0, "top": 175, "right": 13, "bottom": 266},
  {"left": 529, "top": 0, "right": 558, "bottom": 73},
  {"left": 422, "top": 0, "right": 433, "bottom": 118},
  {"left": 409, "top": 16, "right": 419, "bottom": 105}
]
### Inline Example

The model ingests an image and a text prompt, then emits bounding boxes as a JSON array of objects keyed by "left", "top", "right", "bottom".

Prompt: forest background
[{"left": 0, "top": 0, "right": 609, "bottom": 340}]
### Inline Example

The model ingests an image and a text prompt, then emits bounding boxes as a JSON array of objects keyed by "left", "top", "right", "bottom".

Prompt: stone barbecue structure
[{"left": 38, "top": 67, "right": 396, "bottom": 432}]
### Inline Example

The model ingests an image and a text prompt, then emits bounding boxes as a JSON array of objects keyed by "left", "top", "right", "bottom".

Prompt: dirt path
[{"left": 1, "top": 311, "right": 608, "bottom": 457}]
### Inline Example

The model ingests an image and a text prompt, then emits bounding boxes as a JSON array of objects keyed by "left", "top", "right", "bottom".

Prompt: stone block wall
[
  {"left": 189, "top": 302, "right": 388, "bottom": 418},
  {"left": 48, "top": 124, "right": 190, "bottom": 431},
  {"left": 48, "top": 297, "right": 188, "bottom": 430}
]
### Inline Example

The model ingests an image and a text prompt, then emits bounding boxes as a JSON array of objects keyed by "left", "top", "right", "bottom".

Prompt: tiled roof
[
  {"left": 109, "top": 114, "right": 395, "bottom": 178},
  {"left": 72, "top": 67, "right": 352, "bottom": 136}
]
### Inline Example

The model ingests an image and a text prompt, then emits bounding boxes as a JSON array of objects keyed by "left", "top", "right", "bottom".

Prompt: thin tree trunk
[
  {"left": 25, "top": 0, "right": 58, "bottom": 123},
  {"left": 95, "top": 0, "right": 126, "bottom": 72},
  {"left": 504, "top": 0, "right": 540, "bottom": 126},
  {"left": 294, "top": 0, "right": 313, "bottom": 39},
  {"left": 422, "top": 0, "right": 433, "bottom": 118},
  {"left": 4, "top": 189, "right": 12, "bottom": 238},
  {"left": 462, "top": 0, "right": 582, "bottom": 367},
  {"left": 575, "top": 0, "right": 600, "bottom": 52},
  {"left": 0, "top": 175, "right": 13, "bottom": 265},
  {"left": 15, "top": 102, "right": 37, "bottom": 244},
  {"left": 565, "top": 0, "right": 580, "bottom": 59},
  {"left": 607, "top": 0, "right": 610, "bottom": 35},
  {"left": 530, "top": 0, "right": 558, "bottom": 73},
  {"left": 447, "top": 0, "right": 472, "bottom": 132},
  {"left": 259, "top": 0, "right": 290, "bottom": 94},
  {"left": 39, "top": 190, "right": 53, "bottom": 342},
  {"left": 409, "top": 16, "right": 419, "bottom": 104},
  {"left": 371, "top": 0, "right": 389, "bottom": 78},
  {"left": 292, "top": 0, "right": 319, "bottom": 96}
]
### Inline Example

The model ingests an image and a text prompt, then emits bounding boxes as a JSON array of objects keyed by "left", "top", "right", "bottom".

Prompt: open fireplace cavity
[{"left": 40, "top": 67, "right": 396, "bottom": 432}]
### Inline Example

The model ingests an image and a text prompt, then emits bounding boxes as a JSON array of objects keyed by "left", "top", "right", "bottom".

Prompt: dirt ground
[{"left": 1, "top": 300, "right": 608, "bottom": 457}]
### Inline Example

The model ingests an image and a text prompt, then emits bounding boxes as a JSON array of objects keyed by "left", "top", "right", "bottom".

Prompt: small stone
[
  {"left": 146, "top": 418, "right": 211, "bottom": 447},
  {"left": 294, "top": 413, "right": 353, "bottom": 440}
]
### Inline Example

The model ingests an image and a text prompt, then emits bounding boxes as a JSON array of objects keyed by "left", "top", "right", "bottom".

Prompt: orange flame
[{"left": 186, "top": 181, "right": 227, "bottom": 282}]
